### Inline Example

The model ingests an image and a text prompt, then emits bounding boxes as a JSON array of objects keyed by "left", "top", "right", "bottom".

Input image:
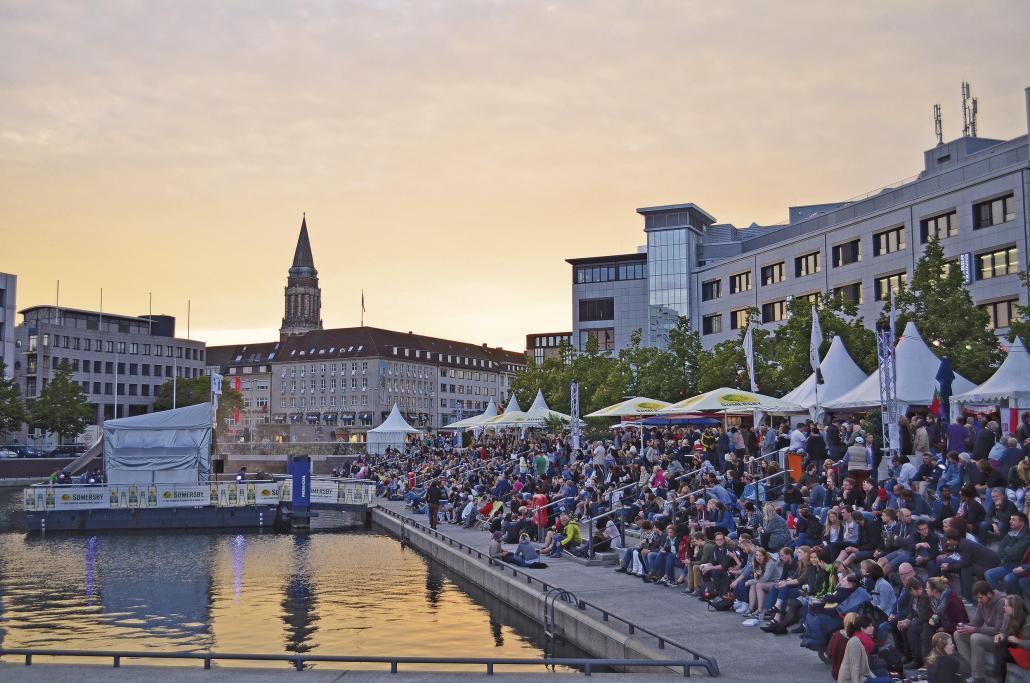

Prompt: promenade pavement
[{"left": 376, "top": 500, "right": 828, "bottom": 682}]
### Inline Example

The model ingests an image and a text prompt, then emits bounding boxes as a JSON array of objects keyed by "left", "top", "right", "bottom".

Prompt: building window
[
  {"left": 874, "top": 273, "right": 907, "bottom": 301},
  {"left": 761, "top": 300, "right": 787, "bottom": 323},
  {"left": 920, "top": 211, "right": 957, "bottom": 243},
  {"left": 873, "top": 226, "right": 905, "bottom": 256},
  {"left": 833, "top": 282, "right": 863, "bottom": 305},
  {"left": 760, "top": 262, "right": 785, "bottom": 286},
  {"left": 616, "top": 262, "right": 646, "bottom": 280},
  {"left": 578, "top": 298, "right": 615, "bottom": 322},
  {"left": 575, "top": 261, "right": 646, "bottom": 283},
  {"left": 973, "top": 194, "right": 1015, "bottom": 229},
  {"left": 702, "top": 314, "right": 722, "bottom": 335},
  {"left": 980, "top": 299, "right": 1019, "bottom": 330},
  {"left": 579, "top": 328, "right": 614, "bottom": 352},
  {"left": 975, "top": 246, "right": 1018, "bottom": 280},
  {"left": 701, "top": 279, "right": 721, "bottom": 301},
  {"left": 729, "top": 308, "right": 748, "bottom": 330},
  {"left": 832, "top": 239, "right": 862, "bottom": 267},
  {"left": 794, "top": 252, "right": 820, "bottom": 277},
  {"left": 729, "top": 271, "right": 752, "bottom": 294}
]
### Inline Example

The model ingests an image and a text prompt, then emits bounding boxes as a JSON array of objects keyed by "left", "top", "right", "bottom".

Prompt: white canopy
[
  {"left": 824, "top": 321, "right": 976, "bottom": 413},
  {"left": 781, "top": 336, "right": 869, "bottom": 418},
  {"left": 103, "top": 403, "right": 212, "bottom": 485},
  {"left": 367, "top": 404, "right": 421, "bottom": 454},
  {"left": 953, "top": 337, "right": 1030, "bottom": 408},
  {"left": 443, "top": 399, "right": 499, "bottom": 429},
  {"left": 585, "top": 396, "right": 672, "bottom": 418},
  {"left": 482, "top": 390, "right": 574, "bottom": 427},
  {"left": 659, "top": 387, "right": 804, "bottom": 414},
  {"left": 502, "top": 394, "right": 522, "bottom": 413}
]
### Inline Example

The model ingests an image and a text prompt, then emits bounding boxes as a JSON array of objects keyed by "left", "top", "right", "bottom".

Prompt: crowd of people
[{"left": 343, "top": 409, "right": 1030, "bottom": 683}]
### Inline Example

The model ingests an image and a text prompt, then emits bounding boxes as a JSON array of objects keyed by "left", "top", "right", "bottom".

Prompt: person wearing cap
[{"left": 844, "top": 435, "right": 872, "bottom": 487}]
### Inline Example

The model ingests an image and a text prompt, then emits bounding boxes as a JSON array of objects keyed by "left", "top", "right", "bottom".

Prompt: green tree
[
  {"left": 29, "top": 360, "right": 93, "bottom": 443},
  {"left": 763, "top": 295, "right": 877, "bottom": 396},
  {"left": 0, "top": 360, "right": 28, "bottom": 439},
  {"left": 695, "top": 308, "right": 773, "bottom": 394},
  {"left": 668, "top": 316, "right": 704, "bottom": 398},
  {"left": 620, "top": 329, "right": 684, "bottom": 402},
  {"left": 887, "top": 235, "right": 1001, "bottom": 383},
  {"left": 153, "top": 375, "right": 243, "bottom": 427}
]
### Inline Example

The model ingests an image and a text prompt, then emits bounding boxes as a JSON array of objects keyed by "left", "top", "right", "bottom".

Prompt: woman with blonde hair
[
  {"left": 742, "top": 548, "right": 777, "bottom": 625},
  {"left": 760, "top": 501, "right": 791, "bottom": 551},
  {"left": 994, "top": 593, "right": 1030, "bottom": 683},
  {"left": 924, "top": 631, "right": 960, "bottom": 683}
]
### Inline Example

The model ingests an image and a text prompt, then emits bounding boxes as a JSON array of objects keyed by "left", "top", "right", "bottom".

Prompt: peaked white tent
[
  {"left": 103, "top": 402, "right": 213, "bottom": 485},
  {"left": 781, "top": 336, "right": 869, "bottom": 419},
  {"left": 366, "top": 403, "right": 421, "bottom": 454},
  {"left": 443, "top": 398, "right": 499, "bottom": 429},
  {"left": 953, "top": 337, "right": 1030, "bottom": 408},
  {"left": 824, "top": 322, "right": 976, "bottom": 413},
  {"left": 482, "top": 390, "right": 574, "bottom": 427}
]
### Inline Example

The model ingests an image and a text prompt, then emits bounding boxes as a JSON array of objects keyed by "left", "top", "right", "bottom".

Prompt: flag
[
  {"left": 742, "top": 325, "right": 757, "bottom": 392},
  {"left": 361, "top": 290, "right": 366, "bottom": 313},
  {"left": 935, "top": 357, "right": 954, "bottom": 423},
  {"left": 810, "top": 305, "right": 823, "bottom": 374},
  {"left": 211, "top": 372, "right": 223, "bottom": 395}
]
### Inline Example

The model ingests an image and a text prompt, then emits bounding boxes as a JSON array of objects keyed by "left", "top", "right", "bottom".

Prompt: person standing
[{"left": 426, "top": 479, "right": 444, "bottom": 530}]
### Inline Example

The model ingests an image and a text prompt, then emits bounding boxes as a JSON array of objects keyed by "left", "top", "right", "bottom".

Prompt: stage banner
[
  {"left": 52, "top": 486, "right": 108, "bottom": 510},
  {"left": 310, "top": 481, "right": 339, "bottom": 504},
  {"left": 154, "top": 485, "right": 209, "bottom": 508}
]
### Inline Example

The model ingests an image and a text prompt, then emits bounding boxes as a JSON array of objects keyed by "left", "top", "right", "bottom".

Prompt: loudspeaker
[{"left": 212, "top": 459, "right": 225, "bottom": 474}]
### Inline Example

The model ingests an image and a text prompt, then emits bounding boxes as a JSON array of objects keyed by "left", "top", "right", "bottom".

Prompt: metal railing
[
  {"left": 0, "top": 647, "right": 700, "bottom": 676},
  {"left": 375, "top": 505, "right": 719, "bottom": 677},
  {"left": 217, "top": 442, "right": 369, "bottom": 457}
]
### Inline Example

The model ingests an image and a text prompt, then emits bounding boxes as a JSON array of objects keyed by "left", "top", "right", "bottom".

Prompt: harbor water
[{"left": 0, "top": 488, "right": 585, "bottom": 672}]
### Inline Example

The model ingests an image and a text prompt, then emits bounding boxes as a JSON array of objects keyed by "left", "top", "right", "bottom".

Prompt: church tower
[{"left": 280, "top": 214, "right": 323, "bottom": 339}]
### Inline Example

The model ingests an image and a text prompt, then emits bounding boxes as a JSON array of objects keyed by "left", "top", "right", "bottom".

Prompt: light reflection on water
[{"left": 0, "top": 489, "right": 581, "bottom": 671}]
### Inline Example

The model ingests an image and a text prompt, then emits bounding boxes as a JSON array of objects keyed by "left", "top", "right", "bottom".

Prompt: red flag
[{"left": 929, "top": 387, "right": 941, "bottom": 416}]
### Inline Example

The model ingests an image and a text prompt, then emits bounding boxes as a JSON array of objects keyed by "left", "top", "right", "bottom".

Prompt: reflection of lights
[
  {"left": 932, "top": 340, "right": 941, "bottom": 347},
  {"left": 85, "top": 536, "right": 98, "bottom": 603},
  {"left": 964, "top": 344, "right": 972, "bottom": 350},
  {"left": 231, "top": 534, "right": 247, "bottom": 601}
]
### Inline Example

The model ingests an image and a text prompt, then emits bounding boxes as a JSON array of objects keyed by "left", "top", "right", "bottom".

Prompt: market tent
[
  {"left": 659, "top": 387, "right": 804, "bottom": 414},
  {"left": 103, "top": 402, "right": 212, "bottom": 485},
  {"left": 824, "top": 321, "right": 976, "bottom": 413},
  {"left": 443, "top": 399, "right": 498, "bottom": 429},
  {"left": 781, "top": 336, "right": 869, "bottom": 419},
  {"left": 585, "top": 396, "right": 672, "bottom": 418},
  {"left": 366, "top": 403, "right": 421, "bottom": 454},
  {"left": 482, "top": 390, "right": 574, "bottom": 427},
  {"left": 953, "top": 337, "right": 1030, "bottom": 409}
]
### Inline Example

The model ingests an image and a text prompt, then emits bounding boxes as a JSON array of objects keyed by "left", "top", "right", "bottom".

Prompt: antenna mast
[
  {"left": 970, "top": 96, "right": 978, "bottom": 137},
  {"left": 961, "top": 81, "right": 977, "bottom": 137},
  {"left": 933, "top": 103, "right": 943, "bottom": 145}
]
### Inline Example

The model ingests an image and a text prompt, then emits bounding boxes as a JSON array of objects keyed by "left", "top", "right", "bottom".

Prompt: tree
[
  {"left": 620, "top": 329, "right": 684, "bottom": 402},
  {"left": 888, "top": 235, "right": 1001, "bottom": 383},
  {"left": 153, "top": 375, "right": 243, "bottom": 426},
  {"left": 0, "top": 360, "right": 27, "bottom": 440},
  {"left": 29, "top": 360, "right": 93, "bottom": 444},
  {"left": 668, "top": 316, "right": 704, "bottom": 398},
  {"left": 762, "top": 295, "right": 877, "bottom": 396}
]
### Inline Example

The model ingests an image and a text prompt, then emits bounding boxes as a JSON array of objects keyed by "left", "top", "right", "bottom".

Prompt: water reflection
[
  {"left": 0, "top": 489, "right": 591, "bottom": 671},
  {"left": 282, "top": 535, "right": 318, "bottom": 653}
]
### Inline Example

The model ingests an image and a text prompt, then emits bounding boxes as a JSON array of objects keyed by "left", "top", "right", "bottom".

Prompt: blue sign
[{"left": 290, "top": 456, "right": 311, "bottom": 508}]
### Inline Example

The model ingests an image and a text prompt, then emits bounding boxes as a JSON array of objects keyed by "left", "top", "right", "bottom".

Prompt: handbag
[
  {"left": 835, "top": 587, "right": 871, "bottom": 616},
  {"left": 1010, "top": 646, "right": 1030, "bottom": 669}
]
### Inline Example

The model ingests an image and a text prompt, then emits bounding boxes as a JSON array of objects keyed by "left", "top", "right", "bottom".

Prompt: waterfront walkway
[{"left": 376, "top": 500, "right": 827, "bottom": 682}]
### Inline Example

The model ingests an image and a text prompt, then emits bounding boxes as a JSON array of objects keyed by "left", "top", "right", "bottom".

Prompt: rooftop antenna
[
  {"left": 961, "top": 81, "right": 973, "bottom": 137},
  {"left": 933, "top": 103, "right": 943, "bottom": 145},
  {"left": 970, "top": 95, "right": 978, "bottom": 137}
]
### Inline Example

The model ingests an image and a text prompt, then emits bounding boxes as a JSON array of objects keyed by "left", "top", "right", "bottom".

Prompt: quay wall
[{"left": 370, "top": 507, "right": 678, "bottom": 674}]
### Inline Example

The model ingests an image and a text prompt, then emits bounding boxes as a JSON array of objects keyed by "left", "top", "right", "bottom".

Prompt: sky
[{"left": 2, "top": 1, "right": 1029, "bottom": 352}]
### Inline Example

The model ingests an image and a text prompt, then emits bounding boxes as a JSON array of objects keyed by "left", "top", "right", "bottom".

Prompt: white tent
[
  {"left": 953, "top": 337, "right": 1030, "bottom": 409},
  {"left": 824, "top": 321, "right": 976, "bottom": 413},
  {"left": 366, "top": 403, "right": 421, "bottom": 454},
  {"left": 103, "top": 403, "right": 212, "bottom": 485},
  {"left": 781, "top": 336, "right": 869, "bottom": 419},
  {"left": 482, "top": 390, "right": 574, "bottom": 427},
  {"left": 443, "top": 399, "right": 499, "bottom": 429}
]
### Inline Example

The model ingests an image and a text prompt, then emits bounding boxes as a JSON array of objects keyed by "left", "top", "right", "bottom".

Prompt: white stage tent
[
  {"left": 103, "top": 403, "right": 213, "bottom": 485},
  {"left": 781, "top": 336, "right": 869, "bottom": 419},
  {"left": 366, "top": 404, "right": 421, "bottom": 454},
  {"left": 824, "top": 322, "right": 976, "bottom": 413},
  {"left": 443, "top": 399, "right": 499, "bottom": 429},
  {"left": 482, "top": 390, "right": 575, "bottom": 428},
  {"left": 953, "top": 337, "right": 1030, "bottom": 409}
]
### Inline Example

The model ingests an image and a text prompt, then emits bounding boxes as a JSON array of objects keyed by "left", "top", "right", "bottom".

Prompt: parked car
[
  {"left": 0, "top": 448, "right": 18, "bottom": 458},
  {"left": 45, "top": 445, "right": 87, "bottom": 457},
  {"left": 12, "top": 445, "right": 41, "bottom": 458}
]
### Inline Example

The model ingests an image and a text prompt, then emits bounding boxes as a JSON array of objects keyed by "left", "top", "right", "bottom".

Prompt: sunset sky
[{"left": 2, "top": 1, "right": 1029, "bottom": 352}]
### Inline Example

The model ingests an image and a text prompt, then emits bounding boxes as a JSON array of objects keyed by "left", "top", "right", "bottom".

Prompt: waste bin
[{"left": 786, "top": 450, "right": 804, "bottom": 483}]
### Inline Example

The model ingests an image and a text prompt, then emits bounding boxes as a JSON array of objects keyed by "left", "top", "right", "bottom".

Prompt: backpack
[{"left": 707, "top": 591, "right": 735, "bottom": 611}]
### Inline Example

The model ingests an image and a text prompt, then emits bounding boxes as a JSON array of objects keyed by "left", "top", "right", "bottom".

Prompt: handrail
[
  {"left": 374, "top": 504, "right": 720, "bottom": 677},
  {"left": 0, "top": 647, "right": 706, "bottom": 676}
]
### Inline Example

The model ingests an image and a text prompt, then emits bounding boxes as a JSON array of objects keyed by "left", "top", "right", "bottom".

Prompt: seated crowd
[{"left": 347, "top": 410, "right": 1030, "bottom": 683}]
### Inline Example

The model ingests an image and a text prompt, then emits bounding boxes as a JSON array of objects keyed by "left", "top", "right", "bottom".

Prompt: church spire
[{"left": 280, "top": 214, "right": 323, "bottom": 339}]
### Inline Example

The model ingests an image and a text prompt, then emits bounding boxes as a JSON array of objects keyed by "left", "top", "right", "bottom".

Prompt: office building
[
  {"left": 14, "top": 306, "right": 207, "bottom": 424},
  {"left": 0, "top": 273, "right": 15, "bottom": 378},
  {"left": 525, "top": 332, "right": 572, "bottom": 364},
  {"left": 570, "top": 87, "right": 1030, "bottom": 352}
]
